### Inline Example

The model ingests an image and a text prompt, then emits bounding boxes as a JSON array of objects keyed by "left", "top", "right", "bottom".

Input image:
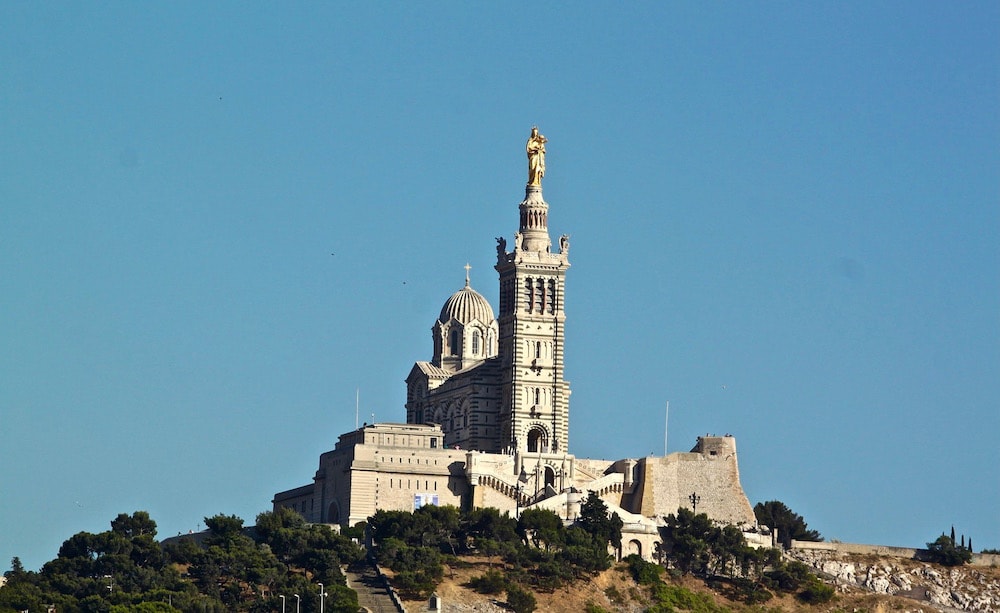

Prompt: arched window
[
  {"left": 535, "top": 341, "right": 541, "bottom": 359},
  {"left": 449, "top": 329, "right": 460, "bottom": 355},
  {"left": 472, "top": 330, "right": 481, "bottom": 355},
  {"left": 527, "top": 428, "right": 546, "bottom": 453}
]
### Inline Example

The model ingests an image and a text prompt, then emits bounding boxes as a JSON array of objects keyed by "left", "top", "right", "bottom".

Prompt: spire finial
[{"left": 464, "top": 263, "right": 471, "bottom": 287}]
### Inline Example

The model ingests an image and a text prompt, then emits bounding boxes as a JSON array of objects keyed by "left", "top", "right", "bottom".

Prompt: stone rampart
[
  {"left": 626, "top": 436, "right": 755, "bottom": 525},
  {"left": 791, "top": 540, "right": 1000, "bottom": 567}
]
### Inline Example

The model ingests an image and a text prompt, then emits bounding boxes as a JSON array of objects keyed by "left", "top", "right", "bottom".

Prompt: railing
[{"left": 584, "top": 472, "right": 625, "bottom": 497}]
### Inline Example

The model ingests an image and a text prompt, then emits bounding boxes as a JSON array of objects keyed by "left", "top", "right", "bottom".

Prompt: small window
[
  {"left": 449, "top": 329, "right": 460, "bottom": 355},
  {"left": 430, "top": 438, "right": 438, "bottom": 448},
  {"left": 472, "top": 331, "right": 481, "bottom": 354}
]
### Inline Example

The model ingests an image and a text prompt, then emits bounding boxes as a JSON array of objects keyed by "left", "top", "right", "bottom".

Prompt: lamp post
[
  {"left": 294, "top": 593, "right": 300, "bottom": 613},
  {"left": 689, "top": 491, "right": 701, "bottom": 514},
  {"left": 318, "top": 582, "right": 325, "bottom": 613},
  {"left": 279, "top": 595, "right": 285, "bottom": 613},
  {"left": 515, "top": 467, "right": 529, "bottom": 518}
]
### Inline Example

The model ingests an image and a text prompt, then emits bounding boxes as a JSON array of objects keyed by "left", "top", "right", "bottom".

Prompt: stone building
[
  {"left": 273, "top": 129, "right": 758, "bottom": 559},
  {"left": 404, "top": 179, "right": 570, "bottom": 457}
]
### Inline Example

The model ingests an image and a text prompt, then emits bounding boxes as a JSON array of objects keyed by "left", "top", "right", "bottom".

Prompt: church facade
[
  {"left": 404, "top": 180, "right": 570, "bottom": 456},
  {"left": 273, "top": 129, "right": 760, "bottom": 559}
]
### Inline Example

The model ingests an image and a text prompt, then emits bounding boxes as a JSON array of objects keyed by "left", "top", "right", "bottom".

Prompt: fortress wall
[
  {"left": 638, "top": 437, "right": 755, "bottom": 525},
  {"left": 791, "top": 540, "right": 1000, "bottom": 567}
]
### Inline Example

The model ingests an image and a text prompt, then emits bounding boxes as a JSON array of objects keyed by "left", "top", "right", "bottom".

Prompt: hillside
[{"left": 396, "top": 555, "right": 1000, "bottom": 613}]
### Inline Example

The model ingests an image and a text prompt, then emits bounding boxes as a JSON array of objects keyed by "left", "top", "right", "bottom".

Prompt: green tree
[
  {"left": 576, "top": 492, "right": 623, "bottom": 550},
  {"left": 203, "top": 514, "right": 245, "bottom": 544},
  {"left": 111, "top": 511, "right": 158, "bottom": 538},
  {"left": 926, "top": 534, "right": 972, "bottom": 566},
  {"left": 753, "top": 500, "right": 821, "bottom": 549},
  {"left": 709, "top": 523, "right": 744, "bottom": 577},
  {"left": 663, "top": 507, "right": 716, "bottom": 575},
  {"left": 461, "top": 507, "right": 518, "bottom": 552},
  {"left": 517, "top": 508, "right": 565, "bottom": 550}
]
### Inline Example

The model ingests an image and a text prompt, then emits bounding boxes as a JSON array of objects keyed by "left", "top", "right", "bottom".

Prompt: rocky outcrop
[{"left": 788, "top": 549, "right": 1000, "bottom": 612}]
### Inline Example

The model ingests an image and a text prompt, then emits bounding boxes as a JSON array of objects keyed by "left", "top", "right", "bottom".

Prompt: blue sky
[{"left": 2, "top": 3, "right": 997, "bottom": 570}]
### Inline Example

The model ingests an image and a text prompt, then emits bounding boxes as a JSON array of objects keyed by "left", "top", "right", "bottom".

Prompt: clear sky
[{"left": 2, "top": 3, "right": 998, "bottom": 571}]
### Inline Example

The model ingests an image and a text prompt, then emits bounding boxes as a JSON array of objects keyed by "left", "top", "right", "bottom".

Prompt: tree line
[
  {"left": 0, "top": 508, "right": 363, "bottom": 613},
  {"left": 366, "top": 492, "right": 623, "bottom": 612}
]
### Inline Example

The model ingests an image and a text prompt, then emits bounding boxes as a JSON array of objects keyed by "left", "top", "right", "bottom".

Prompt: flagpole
[{"left": 664, "top": 401, "right": 669, "bottom": 456}]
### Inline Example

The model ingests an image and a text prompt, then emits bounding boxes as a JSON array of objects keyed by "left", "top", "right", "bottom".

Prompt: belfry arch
[{"left": 526, "top": 426, "right": 548, "bottom": 453}]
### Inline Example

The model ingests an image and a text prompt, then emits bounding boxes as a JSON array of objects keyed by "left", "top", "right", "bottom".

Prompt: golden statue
[{"left": 526, "top": 126, "right": 547, "bottom": 186}]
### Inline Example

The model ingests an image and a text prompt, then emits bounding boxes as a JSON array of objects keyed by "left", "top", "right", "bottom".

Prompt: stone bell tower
[{"left": 495, "top": 127, "right": 571, "bottom": 455}]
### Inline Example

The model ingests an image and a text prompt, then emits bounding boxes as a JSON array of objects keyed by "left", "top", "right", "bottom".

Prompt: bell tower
[{"left": 495, "top": 127, "right": 571, "bottom": 454}]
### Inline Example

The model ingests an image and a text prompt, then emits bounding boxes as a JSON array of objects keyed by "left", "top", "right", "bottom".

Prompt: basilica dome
[{"left": 439, "top": 283, "right": 495, "bottom": 324}]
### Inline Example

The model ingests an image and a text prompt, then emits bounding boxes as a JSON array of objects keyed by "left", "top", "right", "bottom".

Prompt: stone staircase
[{"left": 345, "top": 561, "right": 404, "bottom": 613}]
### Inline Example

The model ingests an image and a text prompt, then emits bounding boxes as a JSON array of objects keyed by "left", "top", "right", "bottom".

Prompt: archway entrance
[
  {"left": 544, "top": 466, "right": 555, "bottom": 489},
  {"left": 527, "top": 427, "right": 547, "bottom": 453},
  {"left": 627, "top": 539, "right": 642, "bottom": 558}
]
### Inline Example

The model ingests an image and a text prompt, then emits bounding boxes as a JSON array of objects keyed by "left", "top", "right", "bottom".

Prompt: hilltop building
[{"left": 273, "top": 129, "right": 759, "bottom": 559}]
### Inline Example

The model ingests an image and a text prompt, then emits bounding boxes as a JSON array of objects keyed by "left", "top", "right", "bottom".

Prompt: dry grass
[{"left": 396, "top": 555, "right": 988, "bottom": 612}]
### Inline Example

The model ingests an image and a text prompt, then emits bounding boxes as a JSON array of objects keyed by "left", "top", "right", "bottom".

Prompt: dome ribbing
[{"left": 439, "top": 284, "right": 495, "bottom": 325}]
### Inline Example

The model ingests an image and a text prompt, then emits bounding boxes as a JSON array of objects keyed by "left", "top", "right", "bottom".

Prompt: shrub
[
  {"left": 625, "top": 554, "right": 664, "bottom": 585},
  {"left": 763, "top": 560, "right": 812, "bottom": 592},
  {"left": 506, "top": 584, "right": 537, "bottom": 613},
  {"left": 797, "top": 577, "right": 835, "bottom": 604},
  {"left": 649, "top": 582, "right": 729, "bottom": 613},
  {"left": 604, "top": 585, "right": 624, "bottom": 603},
  {"left": 467, "top": 569, "right": 506, "bottom": 595},
  {"left": 734, "top": 577, "right": 773, "bottom": 605}
]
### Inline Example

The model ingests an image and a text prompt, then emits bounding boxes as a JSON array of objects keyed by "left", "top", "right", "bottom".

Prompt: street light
[
  {"left": 318, "top": 582, "right": 326, "bottom": 613},
  {"left": 294, "top": 593, "right": 300, "bottom": 613},
  {"left": 279, "top": 595, "right": 285, "bottom": 613},
  {"left": 515, "top": 467, "right": 529, "bottom": 518},
  {"left": 689, "top": 491, "right": 701, "bottom": 514}
]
